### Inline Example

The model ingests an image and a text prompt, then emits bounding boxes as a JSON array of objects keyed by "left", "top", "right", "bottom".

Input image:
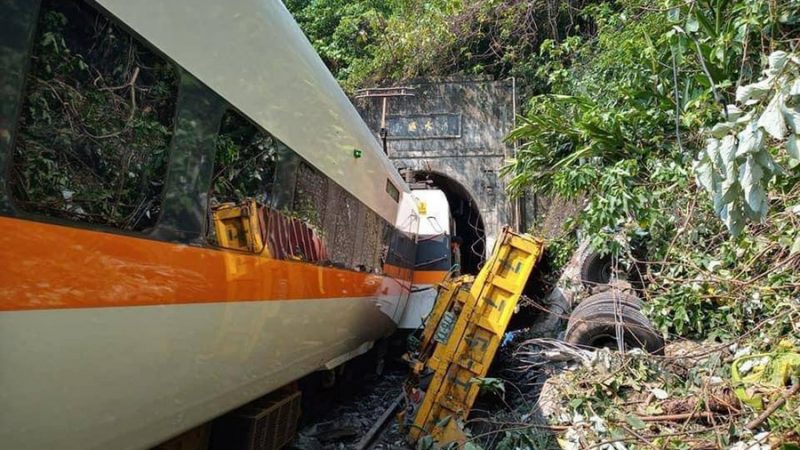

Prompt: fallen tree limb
[
  {"left": 745, "top": 382, "right": 800, "bottom": 431},
  {"left": 637, "top": 412, "right": 720, "bottom": 422}
]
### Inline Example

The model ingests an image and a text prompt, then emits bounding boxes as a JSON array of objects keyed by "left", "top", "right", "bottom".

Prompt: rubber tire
[
  {"left": 566, "top": 292, "right": 664, "bottom": 355},
  {"left": 572, "top": 289, "right": 643, "bottom": 314},
  {"left": 580, "top": 251, "right": 614, "bottom": 287}
]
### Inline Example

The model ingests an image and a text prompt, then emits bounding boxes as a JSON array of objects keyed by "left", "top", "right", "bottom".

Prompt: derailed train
[{"left": 0, "top": 0, "right": 453, "bottom": 448}]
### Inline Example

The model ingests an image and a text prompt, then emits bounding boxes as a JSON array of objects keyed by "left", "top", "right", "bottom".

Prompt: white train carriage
[{"left": 0, "top": 0, "right": 440, "bottom": 448}]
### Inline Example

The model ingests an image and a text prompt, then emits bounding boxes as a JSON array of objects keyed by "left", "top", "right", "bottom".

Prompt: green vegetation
[
  {"left": 211, "top": 110, "right": 278, "bottom": 203},
  {"left": 12, "top": 4, "right": 177, "bottom": 230},
  {"left": 283, "top": 0, "right": 584, "bottom": 93},
  {"left": 287, "top": 0, "right": 799, "bottom": 341},
  {"left": 287, "top": 0, "right": 800, "bottom": 446},
  {"left": 283, "top": 0, "right": 399, "bottom": 91}
]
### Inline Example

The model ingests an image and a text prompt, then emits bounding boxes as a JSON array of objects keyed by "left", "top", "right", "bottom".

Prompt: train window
[
  {"left": 317, "top": 182, "right": 350, "bottom": 268},
  {"left": 271, "top": 146, "right": 301, "bottom": 211},
  {"left": 291, "top": 161, "right": 393, "bottom": 272},
  {"left": 331, "top": 191, "right": 360, "bottom": 269},
  {"left": 9, "top": 0, "right": 178, "bottom": 231},
  {"left": 351, "top": 206, "right": 368, "bottom": 270},
  {"left": 0, "top": 1, "right": 41, "bottom": 214},
  {"left": 151, "top": 72, "right": 225, "bottom": 244},
  {"left": 206, "top": 109, "right": 279, "bottom": 251},
  {"left": 380, "top": 220, "right": 394, "bottom": 274},
  {"left": 386, "top": 180, "right": 400, "bottom": 202},
  {"left": 361, "top": 209, "right": 383, "bottom": 272},
  {"left": 204, "top": 107, "right": 394, "bottom": 274},
  {"left": 209, "top": 109, "right": 278, "bottom": 205},
  {"left": 292, "top": 162, "right": 326, "bottom": 232}
]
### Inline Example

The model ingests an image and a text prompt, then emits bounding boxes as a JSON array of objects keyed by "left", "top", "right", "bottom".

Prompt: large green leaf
[
  {"left": 758, "top": 93, "right": 788, "bottom": 139},
  {"left": 738, "top": 156, "right": 767, "bottom": 219},
  {"left": 736, "top": 121, "right": 763, "bottom": 157}
]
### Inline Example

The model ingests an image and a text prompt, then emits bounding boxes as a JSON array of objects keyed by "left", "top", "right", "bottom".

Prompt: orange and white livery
[{"left": 0, "top": 0, "right": 431, "bottom": 449}]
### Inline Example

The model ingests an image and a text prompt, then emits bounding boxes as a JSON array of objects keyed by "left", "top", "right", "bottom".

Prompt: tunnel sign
[{"left": 386, "top": 113, "right": 461, "bottom": 139}]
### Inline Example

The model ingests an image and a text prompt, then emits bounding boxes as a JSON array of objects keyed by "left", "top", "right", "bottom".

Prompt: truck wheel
[
  {"left": 566, "top": 291, "right": 664, "bottom": 355},
  {"left": 580, "top": 251, "right": 614, "bottom": 287},
  {"left": 572, "top": 289, "right": 642, "bottom": 313}
]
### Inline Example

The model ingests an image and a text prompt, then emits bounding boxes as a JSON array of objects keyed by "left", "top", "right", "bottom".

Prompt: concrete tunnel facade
[{"left": 353, "top": 77, "right": 533, "bottom": 271}]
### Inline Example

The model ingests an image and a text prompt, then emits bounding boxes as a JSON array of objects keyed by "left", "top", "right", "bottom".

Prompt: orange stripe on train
[
  {"left": 0, "top": 216, "right": 408, "bottom": 311},
  {"left": 412, "top": 270, "right": 449, "bottom": 285}
]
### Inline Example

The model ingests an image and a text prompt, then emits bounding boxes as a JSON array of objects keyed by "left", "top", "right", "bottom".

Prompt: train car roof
[{"left": 93, "top": 0, "right": 409, "bottom": 223}]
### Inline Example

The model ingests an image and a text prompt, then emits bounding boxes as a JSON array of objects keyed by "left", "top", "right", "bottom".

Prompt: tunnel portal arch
[{"left": 354, "top": 78, "right": 522, "bottom": 267}]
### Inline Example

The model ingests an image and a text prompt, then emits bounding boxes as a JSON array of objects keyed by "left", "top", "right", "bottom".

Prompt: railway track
[
  {"left": 290, "top": 364, "right": 409, "bottom": 450},
  {"left": 353, "top": 393, "right": 404, "bottom": 450}
]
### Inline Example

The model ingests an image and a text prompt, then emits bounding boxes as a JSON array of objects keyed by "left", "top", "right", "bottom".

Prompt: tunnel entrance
[{"left": 411, "top": 172, "right": 486, "bottom": 275}]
